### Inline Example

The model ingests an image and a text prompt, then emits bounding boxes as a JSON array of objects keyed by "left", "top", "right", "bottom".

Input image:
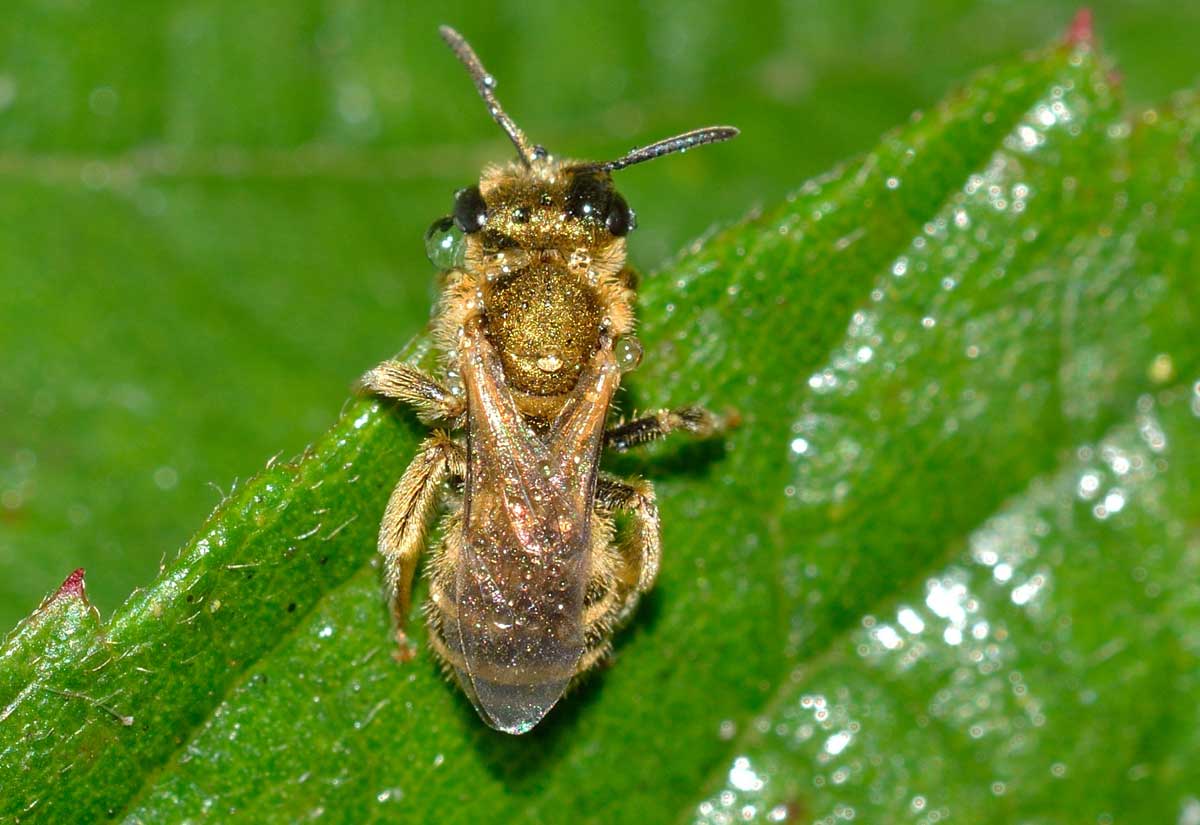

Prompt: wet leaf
[{"left": 2, "top": 31, "right": 1199, "bottom": 825}]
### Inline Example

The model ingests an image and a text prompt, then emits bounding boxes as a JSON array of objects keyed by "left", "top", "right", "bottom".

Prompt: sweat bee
[{"left": 362, "top": 25, "right": 737, "bottom": 734}]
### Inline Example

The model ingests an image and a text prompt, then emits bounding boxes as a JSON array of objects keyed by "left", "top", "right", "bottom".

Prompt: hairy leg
[
  {"left": 576, "top": 638, "right": 614, "bottom": 675},
  {"left": 379, "top": 431, "right": 465, "bottom": 661},
  {"left": 604, "top": 406, "right": 723, "bottom": 452},
  {"left": 574, "top": 501, "right": 654, "bottom": 680},
  {"left": 596, "top": 475, "right": 662, "bottom": 597},
  {"left": 361, "top": 360, "right": 465, "bottom": 423},
  {"left": 425, "top": 509, "right": 465, "bottom": 676}
]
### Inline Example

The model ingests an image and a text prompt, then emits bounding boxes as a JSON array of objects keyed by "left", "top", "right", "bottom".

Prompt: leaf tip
[
  {"left": 1064, "top": 8, "right": 1095, "bottom": 48},
  {"left": 26, "top": 567, "right": 95, "bottom": 626},
  {"left": 51, "top": 567, "right": 89, "bottom": 604}
]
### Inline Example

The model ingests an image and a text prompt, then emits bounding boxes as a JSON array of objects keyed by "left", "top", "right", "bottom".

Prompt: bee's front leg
[
  {"left": 379, "top": 431, "right": 465, "bottom": 662},
  {"left": 361, "top": 360, "right": 465, "bottom": 424},
  {"left": 603, "top": 405, "right": 727, "bottom": 452}
]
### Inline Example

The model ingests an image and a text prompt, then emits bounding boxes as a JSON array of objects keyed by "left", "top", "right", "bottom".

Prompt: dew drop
[
  {"left": 536, "top": 353, "right": 562, "bottom": 373},
  {"left": 615, "top": 336, "right": 643, "bottom": 373},
  {"left": 424, "top": 216, "right": 466, "bottom": 270}
]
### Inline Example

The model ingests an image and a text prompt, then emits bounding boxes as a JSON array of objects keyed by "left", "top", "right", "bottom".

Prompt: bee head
[
  {"left": 445, "top": 168, "right": 636, "bottom": 255},
  {"left": 437, "top": 26, "right": 736, "bottom": 247}
]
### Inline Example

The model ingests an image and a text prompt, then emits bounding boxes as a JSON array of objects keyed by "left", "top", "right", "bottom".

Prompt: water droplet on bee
[
  {"left": 536, "top": 354, "right": 563, "bottom": 372},
  {"left": 615, "top": 336, "right": 643, "bottom": 373},
  {"left": 424, "top": 216, "right": 466, "bottom": 270}
]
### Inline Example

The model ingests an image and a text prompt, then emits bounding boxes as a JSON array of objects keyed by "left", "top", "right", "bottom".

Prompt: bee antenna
[
  {"left": 439, "top": 25, "right": 537, "bottom": 167},
  {"left": 575, "top": 126, "right": 740, "bottom": 174}
]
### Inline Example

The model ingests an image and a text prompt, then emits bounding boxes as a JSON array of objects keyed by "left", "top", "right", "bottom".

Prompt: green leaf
[
  {"left": 692, "top": 381, "right": 1200, "bottom": 825},
  {"left": 2, "top": 33, "right": 1199, "bottom": 825},
  {"left": 8, "top": 1, "right": 1200, "bottom": 629}
]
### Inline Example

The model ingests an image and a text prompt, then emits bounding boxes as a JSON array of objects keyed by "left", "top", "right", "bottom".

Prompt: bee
[{"left": 362, "top": 25, "right": 737, "bottom": 734}]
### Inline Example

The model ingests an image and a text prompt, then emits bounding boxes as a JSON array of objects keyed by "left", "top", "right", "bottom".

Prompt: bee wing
[{"left": 450, "top": 322, "right": 619, "bottom": 734}]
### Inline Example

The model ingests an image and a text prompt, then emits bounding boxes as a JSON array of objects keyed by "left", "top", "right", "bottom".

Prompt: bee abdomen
[{"left": 427, "top": 607, "right": 577, "bottom": 734}]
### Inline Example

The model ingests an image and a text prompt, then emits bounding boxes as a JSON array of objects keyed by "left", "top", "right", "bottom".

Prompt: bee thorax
[{"left": 483, "top": 261, "right": 603, "bottom": 396}]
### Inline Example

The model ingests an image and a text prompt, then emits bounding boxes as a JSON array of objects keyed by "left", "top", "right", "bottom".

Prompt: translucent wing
[{"left": 448, "top": 321, "right": 619, "bottom": 733}]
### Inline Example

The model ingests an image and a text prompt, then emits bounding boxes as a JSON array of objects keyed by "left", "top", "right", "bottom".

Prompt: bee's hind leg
[
  {"left": 595, "top": 475, "right": 662, "bottom": 605},
  {"left": 379, "top": 431, "right": 465, "bottom": 662},
  {"left": 603, "top": 406, "right": 728, "bottom": 452},
  {"left": 572, "top": 476, "right": 661, "bottom": 680},
  {"left": 573, "top": 476, "right": 668, "bottom": 680}
]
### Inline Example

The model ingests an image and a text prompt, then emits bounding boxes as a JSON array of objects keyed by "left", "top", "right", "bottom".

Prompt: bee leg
[
  {"left": 379, "top": 431, "right": 465, "bottom": 662},
  {"left": 424, "top": 510, "right": 471, "bottom": 680},
  {"left": 576, "top": 637, "right": 619, "bottom": 676},
  {"left": 577, "top": 515, "right": 620, "bottom": 679},
  {"left": 360, "top": 360, "right": 465, "bottom": 423},
  {"left": 603, "top": 406, "right": 726, "bottom": 452},
  {"left": 572, "top": 484, "right": 657, "bottom": 681},
  {"left": 595, "top": 475, "right": 661, "bottom": 598}
]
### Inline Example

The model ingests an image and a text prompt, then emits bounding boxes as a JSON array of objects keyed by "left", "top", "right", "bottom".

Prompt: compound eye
[
  {"left": 566, "top": 174, "right": 613, "bottom": 222},
  {"left": 452, "top": 185, "right": 488, "bottom": 233},
  {"left": 606, "top": 191, "right": 636, "bottom": 236}
]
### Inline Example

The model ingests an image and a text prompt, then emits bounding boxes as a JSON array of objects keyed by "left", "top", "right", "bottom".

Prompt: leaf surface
[{"left": 1, "top": 34, "right": 1198, "bottom": 825}]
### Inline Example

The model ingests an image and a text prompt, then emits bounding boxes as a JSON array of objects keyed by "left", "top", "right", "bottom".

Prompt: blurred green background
[{"left": 0, "top": 0, "right": 1197, "bottom": 627}]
